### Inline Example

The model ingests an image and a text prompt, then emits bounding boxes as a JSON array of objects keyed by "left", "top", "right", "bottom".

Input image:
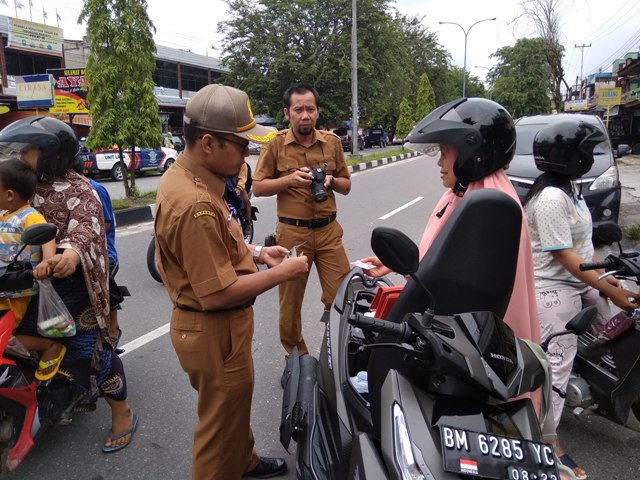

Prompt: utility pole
[
  {"left": 575, "top": 43, "right": 591, "bottom": 99},
  {"left": 350, "top": 0, "right": 359, "bottom": 157}
]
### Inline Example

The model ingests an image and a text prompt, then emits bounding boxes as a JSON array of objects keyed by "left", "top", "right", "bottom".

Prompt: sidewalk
[{"left": 616, "top": 154, "right": 640, "bottom": 240}]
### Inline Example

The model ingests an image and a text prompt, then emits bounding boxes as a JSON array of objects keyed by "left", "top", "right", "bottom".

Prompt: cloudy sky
[{"left": 3, "top": 0, "right": 639, "bottom": 92}]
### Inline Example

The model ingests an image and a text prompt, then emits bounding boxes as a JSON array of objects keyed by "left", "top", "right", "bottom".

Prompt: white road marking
[
  {"left": 379, "top": 197, "right": 424, "bottom": 220},
  {"left": 118, "top": 323, "right": 170, "bottom": 357}
]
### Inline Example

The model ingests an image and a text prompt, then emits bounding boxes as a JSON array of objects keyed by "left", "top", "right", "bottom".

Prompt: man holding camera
[{"left": 253, "top": 83, "right": 351, "bottom": 357}]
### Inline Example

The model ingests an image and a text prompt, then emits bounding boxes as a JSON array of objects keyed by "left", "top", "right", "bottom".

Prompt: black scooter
[
  {"left": 544, "top": 222, "right": 640, "bottom": 431},
  {"left": 281, "top": 189, "right": 583, "bottom": 480}
]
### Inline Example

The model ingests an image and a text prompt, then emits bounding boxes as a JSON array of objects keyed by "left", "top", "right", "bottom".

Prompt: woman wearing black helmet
[
  {"left": 523, "top": 118, "right": 638, "bottom": 479},
  {"left": 362, "top": 97, "right": 540, "bottom": 345},
  {"left": 0, "top": 116, "right": 138, "bottom": 453}
]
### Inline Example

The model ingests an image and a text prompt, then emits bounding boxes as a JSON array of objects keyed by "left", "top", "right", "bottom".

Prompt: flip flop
[
  {"left": 559, "top": 453, "right": 588, "bottom": 480},
  {"left": 102, "top": 413, "right": 139, "bottom": 454},
  {"left": 35, "top": 345, "right": 67, "bottom": 382}
]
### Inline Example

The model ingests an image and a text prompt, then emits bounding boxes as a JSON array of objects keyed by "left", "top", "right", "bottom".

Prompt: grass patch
[
  {"left": 112, "top": 148, "right": 415, "bottom": 210},
  {"left": 627, "top": 224, "right": 640, "bottom": 241},
  {"left": 112, "top": 190, "right": 158, "bottom": 210}
]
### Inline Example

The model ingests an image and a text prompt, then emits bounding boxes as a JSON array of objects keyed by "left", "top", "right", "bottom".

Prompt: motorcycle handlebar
[
  {"left": 579, "top": 257, "right": 617, "bottom": 272},
  {"left": 348, "top": 312, "right": 409, "bottom": 341}
]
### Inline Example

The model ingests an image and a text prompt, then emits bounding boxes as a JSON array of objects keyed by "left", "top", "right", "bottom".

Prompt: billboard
[
  {"left": 48, "top": 68, "right": 89, "bottom": 114},
  {"left": 597, "top": 87, "right": 622, "bottom": 107},
  {"left": 565, "top": 99, "right": 588, "bottom": 111},
  {"left": 7, "top": 18, "right": 63, "bottom": 57},
  {"left": 15, "top": 74, "right": 55, "bottom": 109}
]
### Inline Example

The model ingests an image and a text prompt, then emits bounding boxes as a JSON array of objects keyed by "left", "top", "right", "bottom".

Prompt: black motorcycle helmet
[
  {"left": 533, "top": 119, "right": 605, "bottom": 178},
  {"left": 0, "top": 116, "right": 80, "bottom": 179},
  {"left": 405, "top": 98, "right": 516, "bottom": 189}
]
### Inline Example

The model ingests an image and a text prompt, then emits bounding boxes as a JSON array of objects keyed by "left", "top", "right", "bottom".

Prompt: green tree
[
  {"left": 513, "top": 0, "right": 568, "bottom": 111},
  {"left": 414, "top": 73, "right": 436, "bottom": 123},
  {"left": 218, "top": 1, "right": 452, "bottom": 131},
  {"left": 80, "top": 0, "right": 161, "bottom": 197},
  {"left": 394, "top": 98, "right": 414, "bottom": 140},
  {"left": 488, "top": 38, "right": 551, "bottom": 118}
]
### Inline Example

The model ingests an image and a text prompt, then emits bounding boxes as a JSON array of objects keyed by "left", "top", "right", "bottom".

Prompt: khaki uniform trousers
[
  {"left": 170, "top": 307, "right": 260, "bottom": 480},
  {"left": 276, "top": 220, "right": 351, "bottom": 356}
]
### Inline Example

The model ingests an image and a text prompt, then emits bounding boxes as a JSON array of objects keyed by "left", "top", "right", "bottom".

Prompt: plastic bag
[{"left": 37, "top": 279, "right": 76, "bottom": 338}]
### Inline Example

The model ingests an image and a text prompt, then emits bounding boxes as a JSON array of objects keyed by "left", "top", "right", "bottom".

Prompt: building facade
[{"left": 0, "top": 14, "right": 227, "bottom": 137}]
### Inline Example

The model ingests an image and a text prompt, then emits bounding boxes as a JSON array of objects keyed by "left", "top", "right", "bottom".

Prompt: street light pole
[
  {"left": 474, "top": 65, "right": 492, "bottom": 100},
  {"left": 439, "top": 17, "right": 496, "bottom": 98}
]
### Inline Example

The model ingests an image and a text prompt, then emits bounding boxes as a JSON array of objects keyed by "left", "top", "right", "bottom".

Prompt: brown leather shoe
[{"left": 244, "top": 457, "right": 287, "bottom": 478}]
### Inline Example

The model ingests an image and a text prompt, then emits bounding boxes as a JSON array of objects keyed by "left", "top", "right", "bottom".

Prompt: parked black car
[
  {"left": 364, "top": 126, "right": 390, "bottom": 148},
  {"left": 506, "top": 113, "right": 621, "bottom": 230},
  {"left": 333, "top": 127, "right": 364, "bottom": 151}
]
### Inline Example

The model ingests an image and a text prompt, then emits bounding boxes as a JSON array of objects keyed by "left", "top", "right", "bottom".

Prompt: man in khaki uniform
[
  {"left": 253, "top": 84, "right": 352, "bottom": 356},
  {"left": 154, "top": 84, "right": 308, "bottom": 480}
]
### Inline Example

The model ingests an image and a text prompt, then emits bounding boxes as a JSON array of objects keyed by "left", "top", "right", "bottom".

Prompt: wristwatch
[
  {"left": 329, "top": 176, "right": 335, "bottom": 188},
  {"left": 253, "top": 245, "right": 263, "bottom": 262}
]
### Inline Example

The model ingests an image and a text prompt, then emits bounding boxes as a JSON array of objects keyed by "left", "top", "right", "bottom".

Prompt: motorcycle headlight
[
  {"left": 393, "top": 403, "right": 426, "bottom": 480},
  {"left": 588, "top": 166, "right": 618, "bottom": 190}
]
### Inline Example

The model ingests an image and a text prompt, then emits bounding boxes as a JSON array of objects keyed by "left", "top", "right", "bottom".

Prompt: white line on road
[
  {"left": 379, "top": 197, "right": 424, "bottom": 220},
  {"left": 118, "top": 323, "right": 170, "bottom": 357}
]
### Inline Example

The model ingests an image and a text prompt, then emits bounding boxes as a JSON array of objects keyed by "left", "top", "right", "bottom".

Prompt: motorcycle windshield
[{"left": 456, "top": 311, "right": 518, "bottom": 388}]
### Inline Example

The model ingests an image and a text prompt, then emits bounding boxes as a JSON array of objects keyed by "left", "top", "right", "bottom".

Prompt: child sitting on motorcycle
[{"left": 0, "top": 158, "right": 66, "bottom": 381}]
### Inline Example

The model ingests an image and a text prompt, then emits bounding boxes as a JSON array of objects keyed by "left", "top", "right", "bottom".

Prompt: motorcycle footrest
[{"left": 73, "top": 403, "right": 97, "bottom": 413}]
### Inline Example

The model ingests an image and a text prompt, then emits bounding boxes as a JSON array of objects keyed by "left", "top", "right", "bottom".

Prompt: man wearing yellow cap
[{"left": 154, "top": 84, "right": 309, "bottom": 480}]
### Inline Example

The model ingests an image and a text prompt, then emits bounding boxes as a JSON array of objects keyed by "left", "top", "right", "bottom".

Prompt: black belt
[
  {"left": 177, "top": 297, "right": 255, "bottom": 313},
  {"left": 278, "top": 213, "right": 337, "bottom": 228}
]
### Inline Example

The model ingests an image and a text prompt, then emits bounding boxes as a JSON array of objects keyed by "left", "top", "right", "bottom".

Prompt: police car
[{"left": 81, "top": 146, "right": 178, "bottom": 181}]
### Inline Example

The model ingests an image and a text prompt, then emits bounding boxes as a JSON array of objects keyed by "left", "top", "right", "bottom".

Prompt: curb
[
  {"left": 115, "top": 204, "right": 155, "bottom": 227},
  {"left": 114, "top": 151, "right": 422, "bottom": 228},
  {"left": 347, "top": 151, "right": 422, "bottom": 173}
]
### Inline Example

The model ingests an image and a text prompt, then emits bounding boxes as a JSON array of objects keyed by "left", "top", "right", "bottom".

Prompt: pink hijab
[{"left": 418, "top": 168, "right": 540, "bottom": 344}]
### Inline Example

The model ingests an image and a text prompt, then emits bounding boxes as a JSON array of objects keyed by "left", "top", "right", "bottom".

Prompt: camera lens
[{"left": 309, "top": 167, "right": 328, "bottom": 202}]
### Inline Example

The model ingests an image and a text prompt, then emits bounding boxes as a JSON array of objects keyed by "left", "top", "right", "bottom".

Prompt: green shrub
[{"left": 627, "top": 224, "right": 640, "bottom": 241}]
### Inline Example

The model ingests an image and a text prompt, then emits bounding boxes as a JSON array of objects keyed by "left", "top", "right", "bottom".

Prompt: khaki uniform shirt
[
  {"left": 253, "top": 129, "right": 350, "bottom": 219},
  {"left": 155, "top": 154, "right": 257, "bottom": 310}
]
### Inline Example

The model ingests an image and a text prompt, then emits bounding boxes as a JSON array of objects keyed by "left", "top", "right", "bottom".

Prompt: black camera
[{"left": 309, "top": 166, "right": 328, "bottom": 202}]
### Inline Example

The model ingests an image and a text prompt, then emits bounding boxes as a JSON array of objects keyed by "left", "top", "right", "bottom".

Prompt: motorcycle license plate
[{"left": 440, "top": 426, "right": 560, "bottom": 480}]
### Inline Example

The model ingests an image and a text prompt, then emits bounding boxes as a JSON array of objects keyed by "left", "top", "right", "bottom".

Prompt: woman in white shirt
[{"left": 524, "top": 118, "right": 638, "bottom": 480}]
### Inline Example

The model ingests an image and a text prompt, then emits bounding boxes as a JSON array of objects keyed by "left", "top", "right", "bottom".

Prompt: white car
[{"left": 81, "top": 146, "right": 178, "bottom": 181}]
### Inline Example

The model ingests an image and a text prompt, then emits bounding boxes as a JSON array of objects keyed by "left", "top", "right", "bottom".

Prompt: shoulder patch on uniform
[
  {"left": 277, "top": 129, "right": 289, "bottom": 137},
  {"left": 193, "top": 210, "right": 216, "bottom": 219},
  {"left": 325, "top": 131, "right": 340, "bottom": 138}
]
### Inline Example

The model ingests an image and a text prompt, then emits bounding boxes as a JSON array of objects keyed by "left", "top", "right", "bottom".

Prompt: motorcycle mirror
[
  {"left": 13, "top": 223, "right": 58, "bottom": 261},
  {"left": 594, "top": 222, "right": 622, "bottom": 247},
  {"left": 21, "top": 223, "right": 58, "bottom": 246},
  {"left": 370, "top": 227, "right": 419, "bottom": 275},
  {"left": 565, "top": 306, "right": 597, "bottom": 334}
]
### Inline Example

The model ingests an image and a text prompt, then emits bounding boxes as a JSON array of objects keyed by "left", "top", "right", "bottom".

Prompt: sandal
[
  {"left": 102, "top": 413, "right": 139, "bottom": 453},
  {"left": 559, "top": 453, "right": 588, "bottom": 480},
  {"left": 35, "top": 345, "right": 67, "bottom": 382}
]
